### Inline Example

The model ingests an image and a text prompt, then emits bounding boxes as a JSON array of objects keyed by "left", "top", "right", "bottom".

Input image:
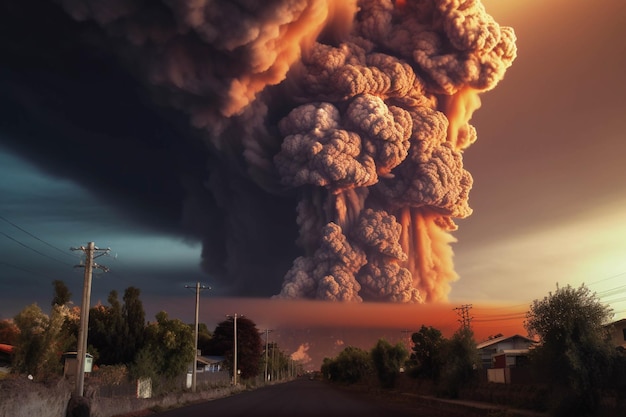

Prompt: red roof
[{"left": 0, "top": 344, "right": 14, "bottom": 354}]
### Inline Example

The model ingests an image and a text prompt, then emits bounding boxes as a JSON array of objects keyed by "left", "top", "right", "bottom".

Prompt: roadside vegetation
[
  {"left": 320, "top": 283, "right": 626, "bottom": 417},
  {"left": 0, "top": 280, "right": 300, "bottom": 395}
]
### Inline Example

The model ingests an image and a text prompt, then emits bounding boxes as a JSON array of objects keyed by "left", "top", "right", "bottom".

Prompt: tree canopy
[
  {"left": 524, "top": 283, "right": 615, "bottom": 416},
  {"left": 12, "top": 303, "right": 68, "bottom": 379},
  {"left": 209, "top": 316, "right": 262, "bottom": 379},
  {"left": 321, "top": 346, "right": 372, "bottom": 384},
  {"left": 51, "top": 280, "right": 72, "bottom": 307},
  {"left": 371, "top": 339, "right": 407, "bottom": 388},
  {"left": 410, "top": 325, "right": 445, "bottom": 379}
]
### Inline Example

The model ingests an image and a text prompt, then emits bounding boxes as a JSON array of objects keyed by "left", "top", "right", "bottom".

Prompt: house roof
[
  {"left": 476, "top": 334, "right": 536, "bottom": 350},
  {"left": 606, "top": 318, "right": 626, "bottom": 328},
  {"left": 0, "top": 344, "right": 14, "bottom": 354},
  {"left": 197, "top": 355, "right": 224, "bottom": 365}
]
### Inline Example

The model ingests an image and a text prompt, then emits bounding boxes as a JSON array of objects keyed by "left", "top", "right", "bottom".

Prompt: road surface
[{"left": 152, "top": 378, "right": 467, "bottom": 417}]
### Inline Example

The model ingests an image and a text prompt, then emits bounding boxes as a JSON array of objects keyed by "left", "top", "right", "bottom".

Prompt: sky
[{"left": 1, "top": 0, "right": 625, "bottom": 367}]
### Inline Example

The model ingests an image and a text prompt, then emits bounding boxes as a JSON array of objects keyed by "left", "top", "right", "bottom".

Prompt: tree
[
  {"left": 132, "top": 311, "right": 194, "bottom": 382},
  {"left": 524, "top": 283, "right": 615, "bottom": 416},
  {"left": 0, "top": 319, "right": 19, "bottom": 345},
  {"left": 437, "top": 328, "right": 480, "bottom": 398},
  {"left": 209, "top": 316, "right": 262, "bottom": 379},
  {"left": 12, "top": 303, "right": 67, "bottom": 379},
  {"left": 321, "top": 346, "right": 372, "bottom": 384},
  {"left": 51, "top": 280, "right": 71, "bottom": 307},
  {"left": 122, "top": 286, "right": 145, "bottom": 363},
  {"left": 196, "top": 323, "right": 212, "bottom": 356},
  {"left": 410, "top": 325, "right": 445, "bottom": 379},
  {"left": 89, "top": 290, "right": 126, "bottom": 365},
  {"left": 370, "top": 339, "right": 407, "bottom": 388}
]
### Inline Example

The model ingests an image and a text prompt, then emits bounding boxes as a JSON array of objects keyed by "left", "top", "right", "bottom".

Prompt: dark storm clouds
[{"left": 0, "top": 0, "right": 300, "bottom": 296}]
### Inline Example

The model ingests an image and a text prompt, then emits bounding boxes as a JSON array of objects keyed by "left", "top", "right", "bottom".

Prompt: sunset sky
[{"left": 1, "top": 0, "right": 625, "bottom": 366}]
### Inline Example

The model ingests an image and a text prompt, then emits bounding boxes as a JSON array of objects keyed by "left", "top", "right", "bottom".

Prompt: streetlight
[{"left": 226, "top": 313, "right": 243, "bottom": 385}]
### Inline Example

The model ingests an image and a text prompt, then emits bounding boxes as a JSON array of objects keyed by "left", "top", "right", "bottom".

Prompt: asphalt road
[{"left": 152, "top": 378, "right": 455, "bottom": 417}]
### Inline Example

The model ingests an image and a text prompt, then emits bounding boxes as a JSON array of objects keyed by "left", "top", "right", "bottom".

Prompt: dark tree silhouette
[
  {"left": 209, "top": 316, "right": 262, "bottom": 379},
  {"left": 525, "top": 283, "right": 615, "bottom": 416},
  {"left": 122, "top": 286, "right": 145, "bottom": 363},
  {"left": 51, "top": 280, "right": 71, "bottom": 306},
  {"left": 410, "top": 325, "right": 445, "bottom": 379}
]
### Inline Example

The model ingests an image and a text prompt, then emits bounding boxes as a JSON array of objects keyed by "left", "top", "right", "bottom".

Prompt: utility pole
[
  {"left": 262, "top": 329, "right": 273, "bottom": 383},
  {"left": 226, "top": 313, "right": 243, "bottom": 385},
  {"left": 185, "top": 282, "right": 209, "bottom": 393},
  {"left": 271, "top": 339, "right": 276, "bottom": 381},
  {"left": 453, "top": 304, "right": 473, "bottom": 331},
  {"left": 71, "top": 242, "right": 110, "bottom": 397}
]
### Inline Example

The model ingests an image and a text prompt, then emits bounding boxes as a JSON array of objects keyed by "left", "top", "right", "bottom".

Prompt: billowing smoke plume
[{"left": 52, "top": 0, "right": 515, "bottom": 302}]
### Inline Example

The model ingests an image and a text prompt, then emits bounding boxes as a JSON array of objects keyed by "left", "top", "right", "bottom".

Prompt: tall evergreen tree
[
  {"left": 51, "top": 280, "right": 71, "bottom": 306},
  {"left": 122, "top": 286, "right": 145, "bottom": 363},
  {"left": 88, "top": 291, "right": 126, "bottom": 365}
]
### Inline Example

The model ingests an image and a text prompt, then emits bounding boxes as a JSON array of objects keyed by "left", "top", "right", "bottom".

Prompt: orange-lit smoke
[
  {"left": 274, "top": 0, "right": 516, "bottom": 303},
  {"left": 60, "top": 0, "right": 516, "bottom": 303}
]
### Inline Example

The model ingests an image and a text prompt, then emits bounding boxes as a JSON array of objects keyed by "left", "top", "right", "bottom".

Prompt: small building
[
  {"left": 62, "top": 352, "right": 94, "bottom": 379},
  {"left": 606, "top": 318, "right": 626, "bottom": 350}
]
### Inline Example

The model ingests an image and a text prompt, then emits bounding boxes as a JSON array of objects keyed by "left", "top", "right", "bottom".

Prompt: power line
[
  {"left": 0, "top": 214, "right": 78, "bottom": 259},
  {"left": 587, "top": 270, "right": 626, "bottom": 287},
  {"left": 0, "top": 230, "right": 73, "bottom": 266},
  {"left": 0, "top": 260, "right": 60, "bottom": 281}
]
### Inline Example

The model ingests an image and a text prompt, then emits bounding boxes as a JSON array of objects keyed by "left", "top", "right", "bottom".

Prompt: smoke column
[{"left": 57, "top": 0, "right": 516, "bottom": 302}]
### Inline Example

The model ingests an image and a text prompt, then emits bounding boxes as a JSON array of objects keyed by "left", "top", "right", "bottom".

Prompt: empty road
[{"left": 152, "top": 378, "right": 464, "bottom": 417}]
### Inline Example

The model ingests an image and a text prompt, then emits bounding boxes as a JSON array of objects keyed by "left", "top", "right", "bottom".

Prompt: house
[
  {"left": 476, "top": 334, "right": 537, "bottom": 369},
  {"left": 606, "top": 318, "right": 626, "bottom": 350},
  {"left": 476, "top": 334, "right": 537, "bottom": 384},
  {"left": 196, "top": 355, "right": 225, "bottom": 373}
]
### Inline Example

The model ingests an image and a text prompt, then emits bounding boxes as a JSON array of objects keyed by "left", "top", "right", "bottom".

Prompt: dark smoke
[{"left": 0, "top": 0, "right": 516, "bottom": 302}]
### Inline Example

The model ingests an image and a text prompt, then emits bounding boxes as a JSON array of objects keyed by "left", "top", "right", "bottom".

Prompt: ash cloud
[{"left": 0, "top": 0, "right": 516, "bottom": 302}]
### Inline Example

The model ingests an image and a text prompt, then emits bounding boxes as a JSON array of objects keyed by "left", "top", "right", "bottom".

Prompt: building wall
[{"left": 608, "top": 320, "right": 626, "bottom": 349}]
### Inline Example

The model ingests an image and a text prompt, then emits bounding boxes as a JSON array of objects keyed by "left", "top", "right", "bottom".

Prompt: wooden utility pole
[
  {"left": 71, "top": 242, "right": 109, "bottom": 397},
  {"left": 185, "top": 282, "right": 209, "bottom": 392},
  {"left": 263, "top": 329, "right": 273, "bottom": 382},
  {"left": 226, "top": 313, "right": 243, "bottom": 385}
]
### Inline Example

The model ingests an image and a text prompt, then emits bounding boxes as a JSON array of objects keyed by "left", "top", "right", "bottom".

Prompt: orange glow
[
  {"left": 395, "top": 0, "right": 407, "bottom": 9},
  {"left": 147, "top": 296, "right": 527, "bottom": 341},
  {"left": 441, "top": 87, "right": 481, "bottom": 150},
  {"left": 399, "top": 208, "right": 459, "bottom": 303}
]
